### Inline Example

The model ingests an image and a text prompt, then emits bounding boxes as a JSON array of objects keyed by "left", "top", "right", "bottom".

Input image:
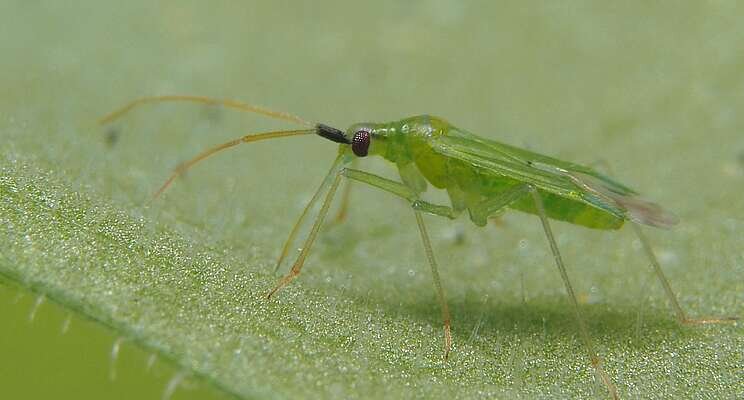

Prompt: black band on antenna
[{"left": 316, "top": 123, "right": 350, "bottom": 144}]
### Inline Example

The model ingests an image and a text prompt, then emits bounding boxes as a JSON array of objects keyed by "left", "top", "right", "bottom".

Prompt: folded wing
[{"left": 430, "top": 130, "right": 679, "bottom": 229}]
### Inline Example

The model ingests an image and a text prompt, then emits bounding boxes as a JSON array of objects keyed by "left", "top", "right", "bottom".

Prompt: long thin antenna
[
  {"left": 99, "top": 95, "right": 312, "bottom": 126},
  {"left": 151, "top": 129, "right": 314, "bottom": 200}
]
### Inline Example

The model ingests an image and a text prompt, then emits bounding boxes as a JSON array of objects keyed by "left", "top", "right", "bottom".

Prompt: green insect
[{"left": 101, "top": 95, "right": 736, "bottom": 399}]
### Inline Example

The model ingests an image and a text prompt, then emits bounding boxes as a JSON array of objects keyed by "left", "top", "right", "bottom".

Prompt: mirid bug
[{"left": 100, "top": 95, "right": 736, "bottom": 399}]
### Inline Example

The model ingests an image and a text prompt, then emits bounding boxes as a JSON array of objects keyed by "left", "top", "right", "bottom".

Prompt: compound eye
[{"left": 351, "top": 130, "right": 370, "bottom": 157}]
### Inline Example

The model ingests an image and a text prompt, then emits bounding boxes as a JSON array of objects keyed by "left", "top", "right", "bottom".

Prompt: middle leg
[{"left": 341, "top": 167, "right": 457, "bottom": 359}]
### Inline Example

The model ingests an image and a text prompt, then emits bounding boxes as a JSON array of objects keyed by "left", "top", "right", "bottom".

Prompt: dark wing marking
[{"left": 431, "top": 132, "right": 679, "bottom": 229}]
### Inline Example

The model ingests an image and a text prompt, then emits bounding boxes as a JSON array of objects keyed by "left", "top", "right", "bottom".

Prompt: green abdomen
[
  {"left": 406, "top": 125, "right": 624, "bottom": 230},
  {"left": 398, "top": 116, "right": 626, "bottom": 230},
  {"left": 457, "top": 160, "right": 625, "bottom": 230},
  {"left": 510, "top": 189, "right": 625, "bottom": 229}
]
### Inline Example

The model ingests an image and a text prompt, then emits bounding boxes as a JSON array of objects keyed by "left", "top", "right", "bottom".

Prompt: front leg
[{"left": 267, "top": 155, "right": 350, "bottom": 298}]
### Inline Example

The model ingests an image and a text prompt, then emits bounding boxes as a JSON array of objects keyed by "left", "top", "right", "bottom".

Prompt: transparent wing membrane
[{"left": 432, "top": 133, "right": 678, "bottom": 229}]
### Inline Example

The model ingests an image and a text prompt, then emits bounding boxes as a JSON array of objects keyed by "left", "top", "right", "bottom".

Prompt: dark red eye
[{"left": 352, "top": 130, "right": 370, "bottom": 157}]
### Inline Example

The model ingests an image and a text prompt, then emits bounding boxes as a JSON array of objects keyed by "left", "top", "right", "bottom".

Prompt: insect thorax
[{"left": 355, "top": 115, "right": 450, "bottom": 164}]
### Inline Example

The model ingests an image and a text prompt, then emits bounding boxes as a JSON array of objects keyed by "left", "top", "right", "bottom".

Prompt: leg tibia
[
  {"left": 632, "top": 223, "right": 738, "bottom": 324},
  {"left": 529, "top": 187, "right": 618, "bottom": 399}
]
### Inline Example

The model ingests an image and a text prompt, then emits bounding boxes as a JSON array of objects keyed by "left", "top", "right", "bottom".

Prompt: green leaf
[{"left": 2, "top": 2, "right": 743, "bottom": 399}]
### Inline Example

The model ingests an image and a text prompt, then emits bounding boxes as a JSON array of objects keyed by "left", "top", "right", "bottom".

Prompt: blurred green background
[{"left": 1, "top": 1, "right": 742, "bottom": 399}]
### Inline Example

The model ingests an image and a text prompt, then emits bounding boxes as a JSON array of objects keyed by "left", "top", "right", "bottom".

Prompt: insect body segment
[
  {"left": 344, "top": 115, "right": 671, "bottom": 230},
  {"left": 101, "top": 96, "right": 736, "bottom": 400}
]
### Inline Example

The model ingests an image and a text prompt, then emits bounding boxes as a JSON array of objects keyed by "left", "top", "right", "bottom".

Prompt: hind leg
[{"left": 631, "top": 224, "right": 738, "bottom": 324}]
